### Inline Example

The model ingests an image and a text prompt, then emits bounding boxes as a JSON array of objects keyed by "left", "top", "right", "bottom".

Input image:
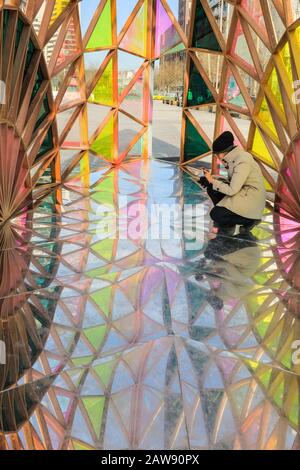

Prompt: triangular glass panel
[
  {"left": 53, "top": 14, "right": 81, "bottom": 72},
  {"left": 126, "top": 136, "right": 144, "bottom": 159},
  {"left": 61, "top": 110, "right": 84, "bottom": 149},
  {"left": 248, "top": 26, "right": 271, "bottom": 73},
  {"left": 241, "top": 0, "right": 267, "bottom": 30},
  {"left": 224, "top": 72, "right": 247, "bottom": 108},
  {"left": 267, "top": 0, "right": 286, "bottom": 42},
  {"left": 49, "top": 0, "right": 72, "bottom": 27},
  {"left": 118, "top": 51, "right": 145, "bottom": 96},
  {"left": 86, "top": 0, "right": 113, "bottom": 50},
  {"left": 268, "top": 67, "right": 285, "bottom": 116},
  {"left": 87, "top": 103, "right": 111, "bottom": 139},
  {"left": 84, "top": 51, "right": 109, "bottom": 85},
  {"left": 32, "top": 1, "right": 46, "bottom": 36},
  {"left": 192, "top": 0, "right": 221, "bottom": 51},
  {"left": 229, "top": 111, "right": 252, "bottom": 141},
  {"left": 118, "top": 112, "right": 143, "bottom": 157},
  {"left": 258, "top": 97, "right": 280, "bottom": 144},
  {"left": 119, "top": 68, "right": 145, "bottom": 121},
  {"left": 189, "top": 106, "right": 216, "bottom": 141},
  {"left": 88, "top": 56, "right": 114, "bottom": 107},
  {"left": 60, "top": 149, "right": 80, "bottom": 174},
  {"left": 81, "top": 397, "right": 105, "bottom": 439},
  {"left": 161, "top": 42, "right": 185, "bottom": 57},
  {"left": 195, "top": 51, "right": 223, "bottom": 92},
  {"left": 187, "top": 58, "right": 214, "bottom": 107},
  {"left": 251, "top": 127, "right": 279, "bottom": 169},
  {"left": 231, "top": 18, "right": 254, "bottom": 68},
  {"left": 90, "top": 113, "right": 115, "bottom": 162},
  {"left": 184, "top": 115, "right": 211, "bottom": 162},
  {"left": 116, "top": 0, "right": 141, "bottom": 34},
  {"left": 54, "top": 62, "right": 84, "bottom": 109},
  {"left": 155, "top": 0, "right": 182, "bottom": 57},
  {"left": 119, "top": 0, "right": 148, "bottom": 57}
]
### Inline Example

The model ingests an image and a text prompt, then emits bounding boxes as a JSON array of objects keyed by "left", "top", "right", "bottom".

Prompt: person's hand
[
  {"left": 199, "top": 176, "right": 209, "bottom": 188},
  {"left": 203, "top": 169, "right": 213, "bottom": 184}
]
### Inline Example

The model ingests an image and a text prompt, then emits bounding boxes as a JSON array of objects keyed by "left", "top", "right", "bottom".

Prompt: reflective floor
[{"left": 0, "top": 159, "right": 300, "bottom": 450}]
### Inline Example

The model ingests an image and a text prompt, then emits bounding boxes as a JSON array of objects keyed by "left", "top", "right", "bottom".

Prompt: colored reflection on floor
[{"left": 0, "top": 159, "right": 300, "bottom": 450}]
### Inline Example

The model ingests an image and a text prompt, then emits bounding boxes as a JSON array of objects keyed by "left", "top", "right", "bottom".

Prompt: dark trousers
[{"left": 206, "top": 184, "right": 259, "bottom": 228}]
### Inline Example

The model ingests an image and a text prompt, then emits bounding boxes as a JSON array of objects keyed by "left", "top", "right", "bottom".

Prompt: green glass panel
[
  {"left": 35, "top": 96, "right": 50, "bottom": 131},
  {"left": 91, "top": 239, "right": 115, "bottom": 262},
  {"left": 187, "top": 60, "right": 214, "bottom": 107},
  {"left": 192, "top": 1, "right": 221, "bottom": 51},
  {"left": 36, "top": 127, "right": 54, "bottom": 160},
  {"left": 86, "top": 0, "right": 112, "bottom": 50},
  {"left": 94, "top": 360, "right": 117, "bottom": 387},
  {"left": 184, "top": 117, "right": 210, "bottom": 162},
  {"left": 31, "top": 67, "right": 44, "bottom": 102},
  {"left": 26, "top": 39, "right": 35, "bottom": 69},
  {"left": 84, "top": 326, "right": 106, "bottom": 350},
  {"left": 81, "top": 397, "right": 105, "bottom": 438},
  {"left": 72, "top": 441, "right": 93, "bottom": 451},
  {"left": 3, "top": 10, "right": 9, "bottom": 46},
  {"left": 273, "top": 380, "right": 284, "bottom": 408},
  {"left": 91, "top": 286, "right": 113, "bottom": 317},
  {"left": 15, "top": 18, "right": 24, "bottom": 58},
  {"left": 90, "top": 114, "right": 114, "bottom": 161},
  {"left": 89, "top": 58, "right": 113, "bottom": 106}
]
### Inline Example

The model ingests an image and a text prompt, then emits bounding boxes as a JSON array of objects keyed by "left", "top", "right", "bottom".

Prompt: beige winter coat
[{"left": 211, "top": 147, "right": 266, "bottom": 220}]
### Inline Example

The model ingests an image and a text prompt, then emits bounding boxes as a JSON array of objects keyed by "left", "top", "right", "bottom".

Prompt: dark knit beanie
[{"left": 212, "top": 131, "right": 235, "bottom": 154}]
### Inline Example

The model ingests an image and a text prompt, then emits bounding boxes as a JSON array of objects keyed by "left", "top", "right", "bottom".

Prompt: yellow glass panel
[
  {"left": 259, "top": 98, "right": 277, "bottom": 134},
  {"left": 91, "top": 115, "right": 114, "bottom": 161},
  {"left": 263, "top": 177, "right": 274, "bottom": 192},
  {"left": 89, "top": 58, "right": 114, "bottom": 107},
  {"left": 279, "top": 42, "right": 293, "bottom": 83},
  {"left": 295, "top": 26, "right": 300, "bottom": 47},
  {"left": 258, "top": 97, "right": 280, "bottom": 145},
  {"left": 252, "top": 128, "right": 277, "bottom": 169},
  {"left": 50, "top": 0, "right": 71, "bottom": 26},
  {"left": 268, "top": 68, "right": 284, "bottom": 114}
]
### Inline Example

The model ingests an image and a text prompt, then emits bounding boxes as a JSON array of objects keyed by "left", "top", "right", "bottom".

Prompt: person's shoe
[{"left": 239, "top": 220, "right": 261, "bottom": 235}]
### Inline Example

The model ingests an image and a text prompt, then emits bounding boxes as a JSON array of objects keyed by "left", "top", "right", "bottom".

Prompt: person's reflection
[{"left": 194, "top": 234, "right": 261, "bottom": 310}]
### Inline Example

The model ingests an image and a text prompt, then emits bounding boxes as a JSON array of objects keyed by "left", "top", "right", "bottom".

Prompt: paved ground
[
  {"left": 4, "top": 158, "right": 298, "bottom": 450},
  {"left": 152, "top": 102, "right": 251, "bottom": 159}
]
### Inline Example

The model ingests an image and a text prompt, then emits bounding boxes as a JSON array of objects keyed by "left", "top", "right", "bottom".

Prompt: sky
[
  {"left": 80, "top": 0, "right": 181, "bottom": 69},
  {"left": 80, "top": 0, "right": 180, "bottom": 33}
]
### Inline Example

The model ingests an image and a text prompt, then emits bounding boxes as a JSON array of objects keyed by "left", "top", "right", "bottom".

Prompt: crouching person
[{"left": 200, "top": 131, "right": 266, "bottom": 235}]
